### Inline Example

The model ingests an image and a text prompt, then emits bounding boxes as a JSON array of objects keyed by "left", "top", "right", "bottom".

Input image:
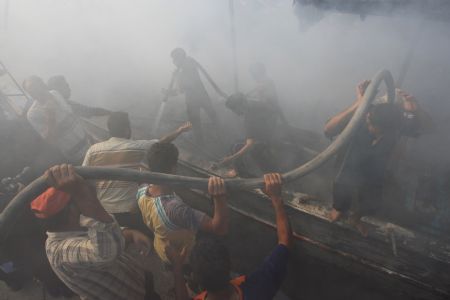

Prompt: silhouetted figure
[
  {"left": 218, "top": 93, "right": 279, "bottom": 177},
  {"left": 169, "top": 48, "right": 219, "bottom": 145}
]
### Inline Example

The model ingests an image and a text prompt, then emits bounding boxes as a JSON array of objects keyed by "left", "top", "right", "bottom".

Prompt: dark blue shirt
[{"left": 241, "top": 244, "right": 289, "bottom": 300}]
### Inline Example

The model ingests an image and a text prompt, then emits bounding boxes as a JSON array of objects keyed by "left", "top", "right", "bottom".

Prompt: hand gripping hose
[{"left": 0, "top": 69, "right": 394, "bottom": 240}]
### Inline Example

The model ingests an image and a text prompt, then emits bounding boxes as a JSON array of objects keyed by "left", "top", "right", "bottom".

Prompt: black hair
[
  {"left": 368, "top": 103, "right": 401, "bottom": 133},
  {"left": 171, "top": 47, "right": 186, "bottom": 58},
  {"left": 47, "top": 75, "right": 66, "bottom": 90},
  {"left": 190, "top": 237, "right": 231, "bottom": 293},
  {"left": 107, "top": 111, "right": 131, "bottom": 138},
  {"left": 147, "top": 142, "right": 179, "bottom": 174},
  {"left": 225, "top": 93, "right": 247, "bottom": 113}
]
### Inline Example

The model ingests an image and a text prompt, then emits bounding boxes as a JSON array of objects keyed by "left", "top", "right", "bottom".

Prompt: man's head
[
  {"left": 249, "top": 62, "right": 266, "bottom": 82},
  {"left": 31, "top": 187, "right": 79, "bottom": 231},
  {"left": 190, "top": 237, "right": 231, "bottom": 293},
  {"left": 366, "top": 103, "right": 401, "bottom": 136},
  {"left": 171, "top": 47, "right": 187, "bottom": 68},
  {"left": 48, "top": 75, "right": 71, "bottom": 100},
  {"left": 147, "top": 142, "right": 179, "bottom": 174},
  {"left": 23, "top": 76, "right": 50, "bottom": 103},
  {"left": 225, "top": 93, "right": 248, "bottom": 116},
  {"left": 107, "top": 111, "right": 131, "bottom": 139}
]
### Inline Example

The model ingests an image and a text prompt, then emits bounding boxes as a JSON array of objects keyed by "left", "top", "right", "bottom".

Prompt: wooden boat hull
[{"left": 177, "top": 160, "right": 450, "bottom": 300}]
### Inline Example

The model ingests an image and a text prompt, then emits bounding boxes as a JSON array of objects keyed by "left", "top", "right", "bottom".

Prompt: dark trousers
[
  {"left": 186, "top": 99, "right": 218, "bottom": 145},
  {"left": 233, "top": 142, "right": 279, "bottom": 177},
  {"left": 332, "top": 181, "right": 382, "bottom": 216},
  {"left": 144, "top": 272, "right": 160, "bottom": 300},
  {"left": 112, "top": 212, "right": 154, "bottom": 238}
]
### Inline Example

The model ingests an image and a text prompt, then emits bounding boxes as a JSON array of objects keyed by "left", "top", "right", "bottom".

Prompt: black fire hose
[{"left": 0, "top": 69, "right": 395, "bottom": 241}]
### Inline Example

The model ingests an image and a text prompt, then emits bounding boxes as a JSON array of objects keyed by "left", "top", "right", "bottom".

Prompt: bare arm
[
  {"left": 199, "top": 177, "right": 229, "bottom": 235},
  {"left": 45, "top": 164, "right": 112, "bottom": 223},
  {"left": 158, "top": 121, "right": 192, "bottom": 143},
  {"left": 263, "top": 173, "right": 292, "bottom": 249},
  {"left": 219, "top": 138, "right": 255, "bottom": 166},
  {"left": 45, "top": 165, "right": 120, "bottom": 266},
  {"left": 324, "top": 80, "right": 369, "bottom": 139}
]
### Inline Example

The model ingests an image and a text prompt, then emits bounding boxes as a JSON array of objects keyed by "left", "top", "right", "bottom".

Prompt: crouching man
[{"left": 31, "top": 164, "right": 160, "bottom": 300}]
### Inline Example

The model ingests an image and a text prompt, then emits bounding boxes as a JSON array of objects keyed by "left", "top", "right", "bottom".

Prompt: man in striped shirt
[
  {"left": 31, "top": 164, "right": 159, "bottom": 300},
  {"left": 82, "top": 111, "right": 191, "bottom": 230}
]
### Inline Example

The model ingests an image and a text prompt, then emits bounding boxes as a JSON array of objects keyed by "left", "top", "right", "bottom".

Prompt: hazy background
[{"left": 1, "top": 0, "right": 450, "bottom": 164}]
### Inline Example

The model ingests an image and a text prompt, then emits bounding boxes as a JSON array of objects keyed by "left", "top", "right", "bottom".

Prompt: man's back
[
  {"left": 83, "top": 137, "right": 157, "bottom": 213},
  {"left": 138, "top": 190, "right": 205, "bottom": 263}
]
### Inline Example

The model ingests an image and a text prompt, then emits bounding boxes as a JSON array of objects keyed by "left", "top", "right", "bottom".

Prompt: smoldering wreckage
[{"left": 0, "top": 1, "right": 450, "bottom": 300}]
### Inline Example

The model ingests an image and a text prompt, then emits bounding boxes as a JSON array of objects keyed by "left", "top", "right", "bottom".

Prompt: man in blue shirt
[{"left": 167, "top": 173, "right": 292, "bottom": 300}]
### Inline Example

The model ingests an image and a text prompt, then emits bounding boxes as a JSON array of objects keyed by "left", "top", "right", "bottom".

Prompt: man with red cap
[{"left": 31, "top": 164, "right": 160, "bottom": 300}]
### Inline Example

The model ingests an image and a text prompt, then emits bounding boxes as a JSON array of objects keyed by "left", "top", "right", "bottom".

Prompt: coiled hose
[{"left": 0, "top": 69, "right": 395, "bottom": 240}]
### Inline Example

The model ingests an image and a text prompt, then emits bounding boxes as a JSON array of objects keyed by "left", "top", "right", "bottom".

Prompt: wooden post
[{"left": 229, "top": 0, "right": 239, "bottom": 93}]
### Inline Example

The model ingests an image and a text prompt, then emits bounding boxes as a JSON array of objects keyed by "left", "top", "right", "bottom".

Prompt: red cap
[{"left": 30, "top": 187, "right": 71, "bottom": 219}]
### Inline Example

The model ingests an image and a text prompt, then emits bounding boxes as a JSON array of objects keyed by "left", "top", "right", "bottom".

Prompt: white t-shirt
[
  {"left": 82, "top": 137, "right": 158, "bottom": 213},
  {"left": 27, "top": 91, "right": 89, "bottom": 162}
]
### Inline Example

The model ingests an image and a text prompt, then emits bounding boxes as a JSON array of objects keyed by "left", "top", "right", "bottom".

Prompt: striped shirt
[
  {"left": 82, "top": 137, "right": 158, "bottom": 213},
  {"left": 45, "top": 216, "right": 145, "bottom": 300}
]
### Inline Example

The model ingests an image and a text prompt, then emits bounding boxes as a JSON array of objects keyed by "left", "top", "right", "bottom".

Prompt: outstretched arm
[
  {"left": 218, "top": 138, "right": 254, "bottom": 167},
  {"left": 324, "top": 80, "right": 369, "bottom": 139},
  {"left": 158, "top": 121, "right": 192, "bottom": 143}
]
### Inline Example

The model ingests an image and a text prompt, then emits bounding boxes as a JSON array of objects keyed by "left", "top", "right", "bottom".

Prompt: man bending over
[{"left": 31, "top": 164, "right": 160, "bottom": 300}]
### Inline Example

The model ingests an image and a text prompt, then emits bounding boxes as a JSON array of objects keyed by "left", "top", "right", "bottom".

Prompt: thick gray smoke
[{"left": 1, "top": 0, "right": 450, "bottom": 164}]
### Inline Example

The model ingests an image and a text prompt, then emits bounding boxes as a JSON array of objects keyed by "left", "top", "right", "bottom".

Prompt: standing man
[
  {"left": 47, "top": 75, "right": 111, "bottom": 118},
  {"left": 82, "top": 111, "right": 191, "bottom": 231},
  {"left": 31, "top": 164, "right": 160, "bottom": 300},
  {"left": 168, "top": 47, "right": 222, "bottom": 145},
  {"left": 24, "top": 76, "right": 90, "bottom": 164},
  {"left": 324, "top": 81, "right": 404, "bottom": 235}
]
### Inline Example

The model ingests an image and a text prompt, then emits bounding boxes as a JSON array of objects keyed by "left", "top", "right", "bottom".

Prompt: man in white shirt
[
  {"left": 24, "top": 76, "right": 90, "bottom": 164},
  {"left": 83, "top": 111, "right": 191, "bottom": 231}
]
